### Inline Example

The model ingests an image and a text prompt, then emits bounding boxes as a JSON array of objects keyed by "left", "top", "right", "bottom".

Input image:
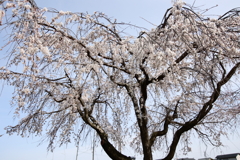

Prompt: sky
[{"left": 0, "top": 0, "right": 240, "bottom": 160}]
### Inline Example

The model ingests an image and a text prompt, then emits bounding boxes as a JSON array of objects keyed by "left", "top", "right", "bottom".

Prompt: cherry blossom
[{"left": 0, "top": 0, "right": 240, "bottom": 160}]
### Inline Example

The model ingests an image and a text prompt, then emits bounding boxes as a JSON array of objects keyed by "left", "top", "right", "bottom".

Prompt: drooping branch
[{"left": 26, "top": 0, "right": 38, "bottom": 9}]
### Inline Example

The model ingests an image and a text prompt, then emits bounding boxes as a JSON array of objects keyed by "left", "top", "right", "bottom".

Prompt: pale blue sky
[{"left": 0, "top": 0, "right": 240, "bottom": 160}]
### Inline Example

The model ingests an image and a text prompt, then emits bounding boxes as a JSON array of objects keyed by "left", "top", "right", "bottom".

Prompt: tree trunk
[
  {"left": 100, "top": 138, "right": 132, "bottom": 160},
  {"left": 143, "top": 145, "right": 153, "bottom": 160}
]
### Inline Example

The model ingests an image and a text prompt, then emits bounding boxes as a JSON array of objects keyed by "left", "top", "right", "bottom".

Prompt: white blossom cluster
[{"left": 0, "top": 0, "right": 240, "bottom": 159}]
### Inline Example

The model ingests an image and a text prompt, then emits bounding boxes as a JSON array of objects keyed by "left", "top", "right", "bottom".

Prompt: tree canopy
[{"left": 0, "top": 0, "right": 240, "bottom": 160}]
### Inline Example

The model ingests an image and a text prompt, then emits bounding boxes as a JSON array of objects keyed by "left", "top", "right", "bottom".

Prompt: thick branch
[
  {"left": 75, "top": 96, "right": 131, "bottom": 160},
  {"left": 150, "top": 50, "right": 190, "bottom": 83},
  {"left": 149, "top": 100, "right": 179, "bottom": 147},
  {"left": 162, "top": 62, "right": 240, "bottom": 160}
]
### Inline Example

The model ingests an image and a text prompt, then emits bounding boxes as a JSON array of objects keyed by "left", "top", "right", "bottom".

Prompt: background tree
[{"left": 0, "top": 0, "right": 240, "bottom": 160}]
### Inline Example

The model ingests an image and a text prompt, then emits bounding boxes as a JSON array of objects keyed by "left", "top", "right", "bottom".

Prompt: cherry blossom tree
[{"left": 0, "top": 0, "right": 240, "bottom": 160}]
